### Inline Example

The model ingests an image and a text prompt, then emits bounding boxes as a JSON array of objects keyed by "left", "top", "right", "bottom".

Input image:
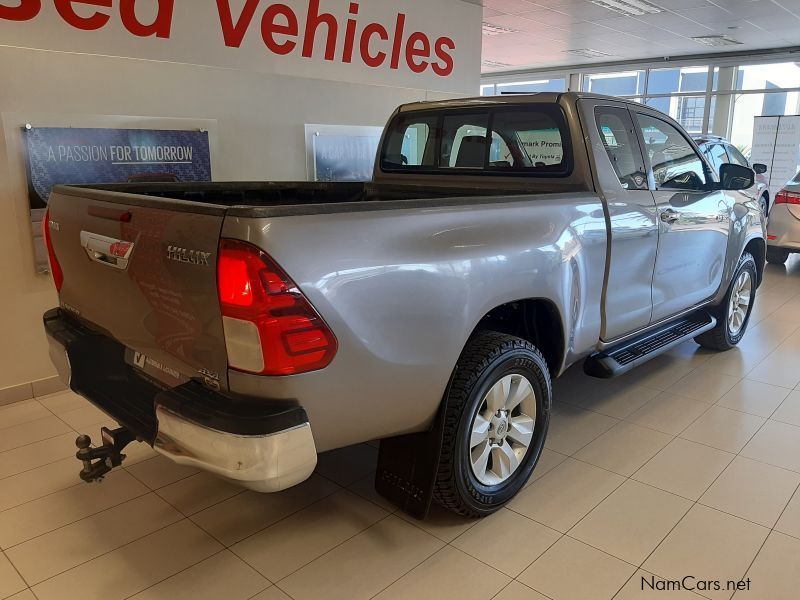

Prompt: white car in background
[
  {"left": 694, "top": 135, "right": 770, "bottom": 215},
  {"left": 766, "top": 172, "right": 800, "bottom": 265}
]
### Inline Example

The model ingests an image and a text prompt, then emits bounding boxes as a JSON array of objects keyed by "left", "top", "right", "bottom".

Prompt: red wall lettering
[
  {"left": 261, "top": 4, "right": 298, "bottom": 55},
  {"left": 389, "top": 13, "right": 405, "bottom": 70},
  {"left": 432, "top": 37, "right": 455, "bottom": 77},
  {"left": 405, "top": 31, "right": 430, "bottom": 74},
  {"left": 119, "top": 0, "right": 174, "bottom": 38},
  {"left": 341, "top": 2, "right": 358, "bottom": 63},
  {"left": 0, "top": 0, "right": 41, "bottom": 21},
  {"left": 1, "top": 0, "right": 459, "bottom": 78},
  {"left": 302, "top": 0, "right": 337, "bottom": 61},
  {"left": 53, "top": 0, "right": 112, "bottom": 31},
  {"left": 216, "top": 0, "right": 260, "bottom": 48},
  {"left": 360, "top": 22, "right": 388, "bottom": 68}
]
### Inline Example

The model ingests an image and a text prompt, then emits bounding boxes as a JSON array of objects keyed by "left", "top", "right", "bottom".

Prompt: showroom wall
[{"left": 0, "top": 0, "right": 482, "bottom": 391}]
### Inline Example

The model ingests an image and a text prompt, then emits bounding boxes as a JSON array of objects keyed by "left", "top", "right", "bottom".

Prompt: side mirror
[
  {"left": 719, "top": 163, "right": 755, "bottom": 191},
  {"left": 752, "top": 163, "right": 768, "bottom": 174}
]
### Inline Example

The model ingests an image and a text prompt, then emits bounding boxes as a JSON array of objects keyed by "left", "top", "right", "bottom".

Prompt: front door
[{"left": 634, "top": 111, "right": 733, "bottom": 323}]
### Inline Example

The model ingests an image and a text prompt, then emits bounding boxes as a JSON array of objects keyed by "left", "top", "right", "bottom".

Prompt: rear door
[
  {"left": 579, "top": 98, "right": 659, "bottom": 341},
  {"left": 633, "top": 111, "right": 733, "bottom": 323},
  {"left": 47, "top": 186, "right": 228, "bottom": 389}
]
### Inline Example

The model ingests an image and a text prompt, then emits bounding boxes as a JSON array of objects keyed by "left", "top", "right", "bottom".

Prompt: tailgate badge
[{"left": 166, "top": 245, "right": 212, "bottom": 267}]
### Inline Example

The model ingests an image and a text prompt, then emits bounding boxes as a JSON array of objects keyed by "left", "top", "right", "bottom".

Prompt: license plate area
[{"left": 124, "top": 348, "right": 190, "bottom": 389}]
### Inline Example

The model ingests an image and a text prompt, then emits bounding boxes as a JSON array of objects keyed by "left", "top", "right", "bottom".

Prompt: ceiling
[{"left": 477, "top": 0, "right": 800, "bottom": 74}]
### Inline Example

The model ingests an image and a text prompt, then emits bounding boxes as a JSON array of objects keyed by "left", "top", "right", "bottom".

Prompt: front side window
[
  {"left": 726, "top": 144, "right": 750, "bottom": 167},
  {"left": 594, "top": 106, "right": 647, "bottom": 190},
  {"left": 380, "top": 105, "right": 572, "bottom": 176},
  {"left": 705, "top": 143, "right": 730, "bottom": 174},
  {"left": 637, "top": 113, "right": 707, "bottom": 191}
]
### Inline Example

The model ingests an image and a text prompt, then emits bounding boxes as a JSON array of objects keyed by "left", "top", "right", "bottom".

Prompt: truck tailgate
[{"left": 47, "top": 186, "right": 229, "bottom": 390}]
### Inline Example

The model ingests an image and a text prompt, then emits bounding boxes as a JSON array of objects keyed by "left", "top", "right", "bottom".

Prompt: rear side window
[
  {"left": 726, "top": 144, "right": 750, "bottom": 167},
  {"left": 380, "top": 105, "right": 572, "bottom": 176},
  {"left": 594, "top": 106, "right": 647, "bottom": 190}
]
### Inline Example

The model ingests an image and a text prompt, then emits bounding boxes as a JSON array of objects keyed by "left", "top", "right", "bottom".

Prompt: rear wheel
[
  {"left": 433, "top": 331, "right": 551, "bottom": 517},
  {"left": 766, "top": 246, "right": 790, "bottom": 265},
  {"left": 695, "top": 252, "right": 757, "bottom": 351},
  {"left": 759, "top": 193, "right": 769, "bottom": 216}
]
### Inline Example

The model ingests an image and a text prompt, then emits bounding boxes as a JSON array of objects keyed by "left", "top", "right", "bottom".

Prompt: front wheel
[
  {"left": 759, "top": 194, "right": 769, "bottom": 216},
  {"left": 695, "top": 252, "right": 757, "bottom": 351},
  {"left": 433, "top": 331, "right": 551, "bottom": 517}
]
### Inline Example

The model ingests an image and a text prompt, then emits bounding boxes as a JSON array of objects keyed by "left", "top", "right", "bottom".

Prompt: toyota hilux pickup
[{"left": 42, "top": 92, "right": 765, "bottom": 518}]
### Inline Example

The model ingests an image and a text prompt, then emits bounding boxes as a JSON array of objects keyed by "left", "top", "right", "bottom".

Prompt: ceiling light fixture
[
  {"left": 482, "top": 22, "right": 520, "bottom": 36},
  {"left": 563, "top": 48, "right": 612, "bottom": 58},
  {"left": 590, "top": 0, "right": 662, "bottom": 17},
  {"left": 691, "top": 35, "right": 743, "bottom": 47}
]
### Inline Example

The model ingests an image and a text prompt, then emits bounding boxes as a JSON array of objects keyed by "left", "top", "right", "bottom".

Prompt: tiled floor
[{"left": 2, "top": 259, "right": 800, "bottom": 600}]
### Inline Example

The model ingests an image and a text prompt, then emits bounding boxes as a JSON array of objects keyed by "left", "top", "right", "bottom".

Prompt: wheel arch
[
  {"left": 744, "top": 236, "right": 766, "bottom": 286},
  {"left": 470, "top": 298, "right": 565, "bottom": 375}
]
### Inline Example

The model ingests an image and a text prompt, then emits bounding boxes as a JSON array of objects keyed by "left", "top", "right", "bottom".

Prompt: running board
[{"left": 584, "top": 312, "right": 716, "bottom": 378}]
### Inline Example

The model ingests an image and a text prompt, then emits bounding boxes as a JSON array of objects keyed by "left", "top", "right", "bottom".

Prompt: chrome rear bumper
[
  {"left": 44, "top": 308, "right": 317, "bottom": 493},
  {"left": 154, "top": 404, "right": 317, "bottom": 492}
]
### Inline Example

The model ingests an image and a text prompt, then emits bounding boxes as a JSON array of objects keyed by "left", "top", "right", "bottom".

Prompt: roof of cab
[{"left": 395, "top": 91, "right": 643, "bottom": 113}]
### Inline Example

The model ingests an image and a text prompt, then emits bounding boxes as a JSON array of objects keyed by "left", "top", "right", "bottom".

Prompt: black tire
[
  {"left": 759, "top": 193, "right": 769, "bottom": 216},
  {"left": 766, "top": 246, "right": 790, "bottom": 265},
  {"left": 433, "top": 331, "right": 551, "bottom": 517},
  {"left": 695, "top": 252, "right": 757, "bottom": 351}
]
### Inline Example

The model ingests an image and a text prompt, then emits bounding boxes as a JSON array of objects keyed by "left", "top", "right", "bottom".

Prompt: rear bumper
[
  {"left": 43, "top": 308, "right": 317, "bottom": 492},
  {"left": 767, "top": 205, "right": 800, "bottom": 250}
]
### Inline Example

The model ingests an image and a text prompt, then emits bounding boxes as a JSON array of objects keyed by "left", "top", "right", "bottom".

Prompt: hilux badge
[{"left": 166, "top": 245, "right": 212, "bottom": 266}]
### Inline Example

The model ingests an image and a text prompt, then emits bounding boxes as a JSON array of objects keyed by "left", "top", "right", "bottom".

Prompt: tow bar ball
[{"left": 75, "top": 427, "right": 136, "bottom": 484}]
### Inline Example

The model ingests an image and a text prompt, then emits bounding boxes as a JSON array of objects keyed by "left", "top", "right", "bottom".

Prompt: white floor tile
[
  {"left": 518, "top": 536, "right": 636, "bottom": 600},
  {"left": 700, "top": 456, "right": 800, "bottom": 527}
]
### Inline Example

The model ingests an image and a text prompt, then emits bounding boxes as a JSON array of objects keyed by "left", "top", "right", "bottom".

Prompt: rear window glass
[{"left": 380, "top": 105, "right": 572, "bottom": 176}]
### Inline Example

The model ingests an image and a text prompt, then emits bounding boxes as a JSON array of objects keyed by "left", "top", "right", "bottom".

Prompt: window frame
[
  {"left": 632, "top": 110, "right": 712, "bottom": 192},
  {"left": 593, "top": 104, "right": 649, "bottom": 191}
]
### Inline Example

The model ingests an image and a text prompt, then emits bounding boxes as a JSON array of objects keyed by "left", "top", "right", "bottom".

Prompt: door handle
[{"left": 660, "top": 209, "right": 680, "bottom": 224}]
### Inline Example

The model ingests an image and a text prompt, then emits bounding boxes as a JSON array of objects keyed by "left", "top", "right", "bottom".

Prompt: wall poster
[
  {"left": 751, "top": 116, "right": 800, "bottom": 199},
  {"left": 23, "top": 126, "right": 212, "bottom": 273},
  {"left": 305, "top": 124, "right": 384, "bottom": 182}
]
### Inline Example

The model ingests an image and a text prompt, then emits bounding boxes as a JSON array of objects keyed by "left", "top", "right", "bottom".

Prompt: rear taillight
[
  {"left": 217, "top": 239, "right": 337, "bottom": 376},
  {"left": 42, "top": 208, "right": 63, "bottom": 292},
  {"left": 775, "top": 189, "right": 800, "bottom": 205}
]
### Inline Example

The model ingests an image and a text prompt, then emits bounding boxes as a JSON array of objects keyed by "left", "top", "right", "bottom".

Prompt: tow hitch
[{"left": 75, "top": 426, "right": 136, "bottom": 483}]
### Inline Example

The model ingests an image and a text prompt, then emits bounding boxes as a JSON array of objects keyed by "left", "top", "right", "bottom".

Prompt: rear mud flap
[{"left": 375, "top": 392, "right": 449, "bottom": 519}]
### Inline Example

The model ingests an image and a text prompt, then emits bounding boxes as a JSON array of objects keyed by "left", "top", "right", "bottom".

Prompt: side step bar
[{"left": 584, "top": 311, "right": 716, "bottom": 378}]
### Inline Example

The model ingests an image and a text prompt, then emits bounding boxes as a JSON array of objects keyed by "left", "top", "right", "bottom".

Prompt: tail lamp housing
[
  {"left": 42, "top": 208, "right": 63, "bottom": 292},
  {"left": 775, "top": 189, "right": 800, "bottom": 205},
  {"left": 217, "top": 239, "right": 337, "bottom": 376}
]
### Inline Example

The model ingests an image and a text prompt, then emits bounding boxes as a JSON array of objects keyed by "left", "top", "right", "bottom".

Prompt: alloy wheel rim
[
  {"left": 469, "top": 374, "right": 536, "bottom": 486},
  {"left": 728, "top": 270, "right": 752, "bottom": 336}
]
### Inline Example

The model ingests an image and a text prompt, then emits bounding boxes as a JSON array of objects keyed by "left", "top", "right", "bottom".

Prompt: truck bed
[{"left": 59, "top": 180, "right": 588, "bottom": 218}]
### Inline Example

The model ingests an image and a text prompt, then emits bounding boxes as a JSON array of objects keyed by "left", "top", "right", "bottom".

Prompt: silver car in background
[
  {"left": 694, "top": 135, "right": 770, "bottom": 215},
  {"left": 766, "top": 171, "right": 800, "bottom": 264}
]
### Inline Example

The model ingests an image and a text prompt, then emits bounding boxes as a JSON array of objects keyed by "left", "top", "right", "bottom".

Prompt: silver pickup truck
[{"left": 42, "top": 92, "right": 765, "bottom": 518}]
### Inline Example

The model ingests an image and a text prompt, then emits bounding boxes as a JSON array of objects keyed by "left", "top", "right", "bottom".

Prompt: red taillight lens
[
  {"left": 775, "top": 190, "right": 800, "bottom": 205},
  {"left": 42, "top": 209, "right": 63, "bottom": 292},
  {"left": 217, "top": 239, "right": 337, "bottom": 376}
]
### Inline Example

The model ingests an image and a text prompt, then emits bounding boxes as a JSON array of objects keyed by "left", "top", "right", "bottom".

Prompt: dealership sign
[{"left": 0, "top": 0, "right": 480, "bottom": 92}]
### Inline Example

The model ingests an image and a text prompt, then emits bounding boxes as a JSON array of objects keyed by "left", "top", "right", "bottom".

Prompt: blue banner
[
  {"left": 312, "top": 133, "right": 381, "bottom": 182},
  {"left": 24, "top": 127, "right": 212, "bottom": 208}
]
